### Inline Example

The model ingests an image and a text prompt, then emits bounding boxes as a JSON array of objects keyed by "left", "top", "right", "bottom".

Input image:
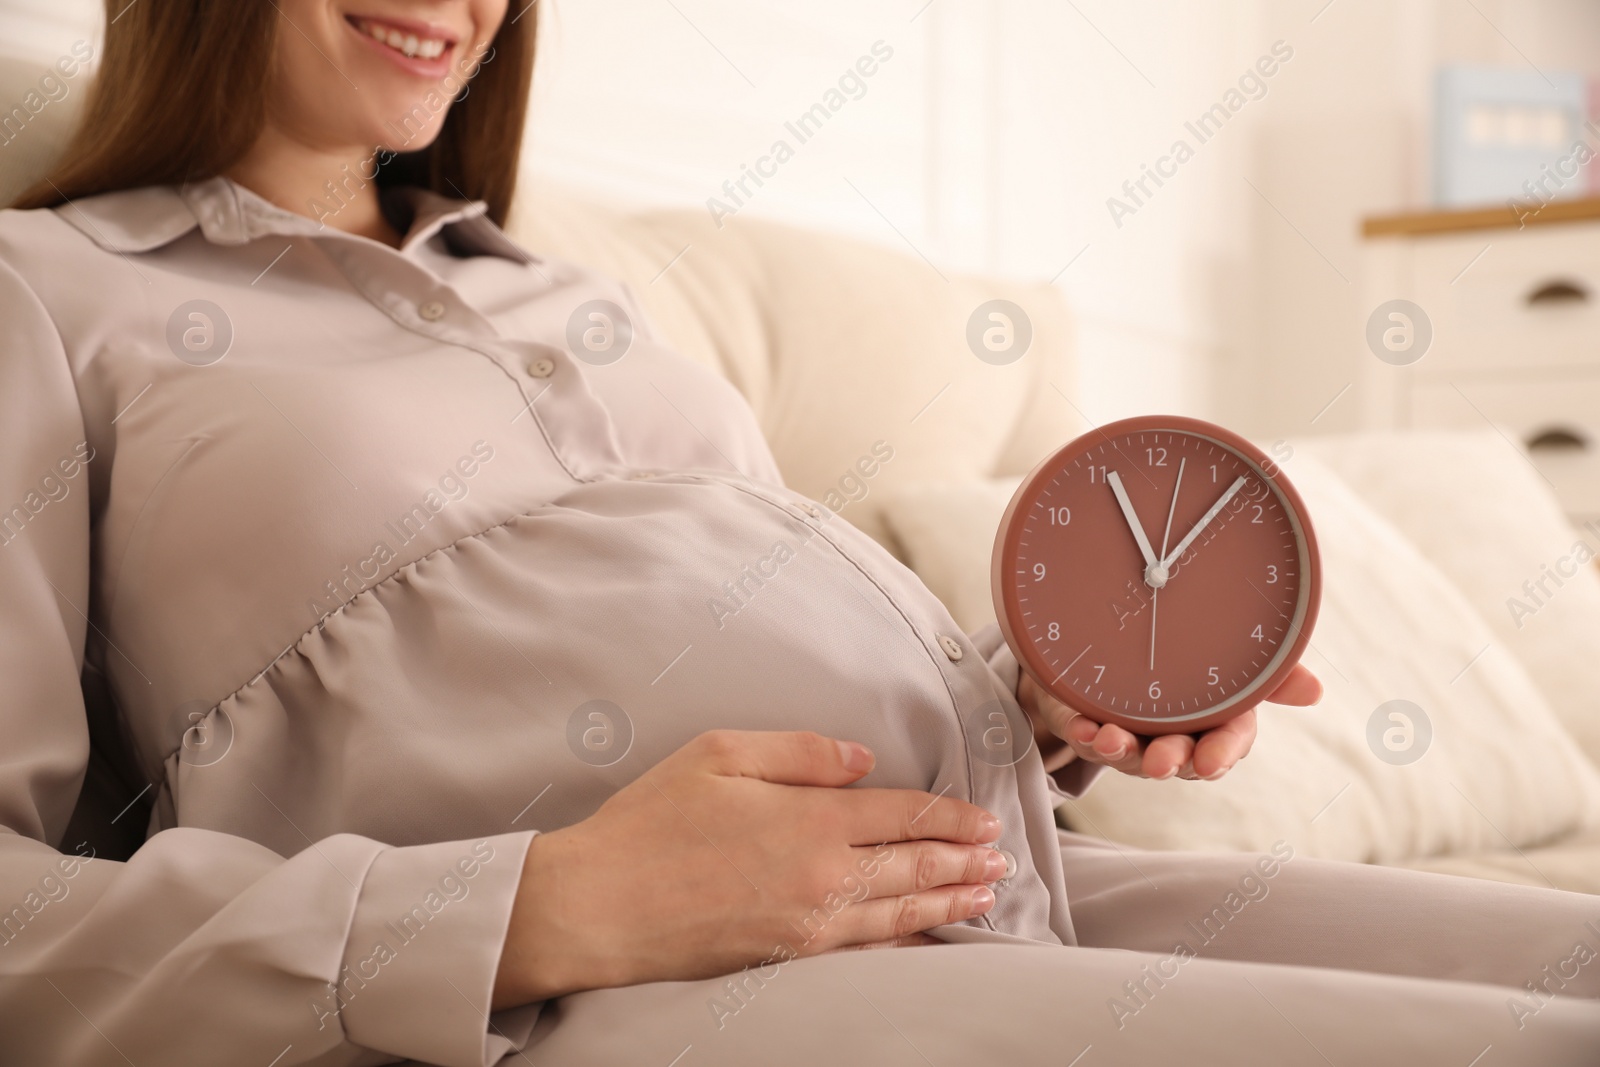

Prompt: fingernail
[
  {"left": 1154, "top": 766, "right": 1179, "bottom": 780},
  {"left": 970, "top": 886, "right": 996, "bottom": 913},
  {"left": 1203, "top": 764, "right": 1231, "bottom": 781},
  {"left": 836, "top": 740, "right": 874, "bottom": 773},
  {"left": 1103, "top": 745, "right": 1129, "bottom": 761},
  {"left": 983, "top": 851, "right": 1008, "bottom": 881},
  {"left": 978, "top": 814, "right": 1003, "bottom": 843}
]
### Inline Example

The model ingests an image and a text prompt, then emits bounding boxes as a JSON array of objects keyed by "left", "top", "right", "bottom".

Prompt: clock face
[{"left": 991, "top": 416, "right": 1320, "bottom": 735}]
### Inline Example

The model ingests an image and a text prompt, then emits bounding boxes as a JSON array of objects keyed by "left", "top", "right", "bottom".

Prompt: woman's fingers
[
  {"left": 1090, "top": 722, "right": 1149, "bottom": 774},
  {"left": 1062, "top": 716, "right": 1147, "bottom": 775},
  {"left": 690, "top": 729, "right": 1009, "bottom": 845},
  {"left": 829, "top": 884, "right": 997, "bottom": 947},
  {"left": 1266, "top": 663, "right": 1323, "bottom": 706},
  {"left": 1091, "top": 722, "right": 1138, "bottom": 762},
  {"left": 852, "top": 841, "right": 1006, "bottom": 899},
  {"left": 821, "top": 845, "right": 1002, "bottom": 949},
  {"left": 1142, "top": 733, "right": 1195, "bottom": 779},
  {"left": 838, "top": 788, "right": 1003, "bottom": 847},
  {"left": 688, "top": 728, "right": 877, "bottom": 787},
  {"left": 1189, "top": 708, "right": 1257, "bottom": 779},
  {"left": 1062, "top": 711, "right": 1099, "bottom": 748},
  {"left": 1030, "top": 663, "right": 1320, "bottom": 782}
]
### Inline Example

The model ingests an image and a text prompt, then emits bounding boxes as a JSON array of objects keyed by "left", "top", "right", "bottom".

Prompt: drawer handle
[
  {"left": 1526, "top": 427, "right": 1589, "bottom": 452},
  {"left": 1525, "top": 279, "right": 1590, "bottom": 306}
]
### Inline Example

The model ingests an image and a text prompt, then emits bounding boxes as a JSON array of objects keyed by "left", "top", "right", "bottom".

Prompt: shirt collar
[
  {"left": 54, "top": 175, "right": 536, "bottom": 265},
  {"left": 383, "top": 184, "right": 534, "bottom": 263}
]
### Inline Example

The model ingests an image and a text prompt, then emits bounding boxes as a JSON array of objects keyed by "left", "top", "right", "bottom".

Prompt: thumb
[
  {"left": 688, "top": 729, "right": 876, "bottom": 787},
  {"left": 1265, "top": 663, "right": 1323, "bottom": 707}
]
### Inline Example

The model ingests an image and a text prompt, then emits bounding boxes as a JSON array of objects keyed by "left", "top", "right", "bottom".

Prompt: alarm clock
[{"left": 991, "top": 415, "right": 1320, "bottom": 735}]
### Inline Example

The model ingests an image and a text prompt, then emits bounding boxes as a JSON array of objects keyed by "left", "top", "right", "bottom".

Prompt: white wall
[
  {"left": 528, "top": 0, "right": 1600, "bottom": 437},
  {"left": 526, "top": 0, "right": 1271, "bottom": 423},
  {"left": 526, "top": 1, "right": 931, "bottom": 237},
  {"left": 0, "top": 0, "right": 99, "bottom": 61}
]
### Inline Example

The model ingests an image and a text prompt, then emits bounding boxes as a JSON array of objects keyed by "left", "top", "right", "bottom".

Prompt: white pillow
[
  {"left": 878, "top": 476, "right": 1021, "bottom": 634},
  {"left": 1301, "top": 430, "right": 1600, "bottom": 767},
  {"left": 877, "top": 455, "right": 1600, "bottom": 864}
]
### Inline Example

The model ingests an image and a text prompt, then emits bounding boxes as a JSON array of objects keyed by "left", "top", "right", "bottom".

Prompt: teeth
[{"left": 358, "top": 19, "right": 448, "bottom": 61}]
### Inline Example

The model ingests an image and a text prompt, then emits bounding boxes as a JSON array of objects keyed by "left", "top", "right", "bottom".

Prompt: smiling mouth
[{"left": 348, "top": 15, "right": 456, "bottom": 60}]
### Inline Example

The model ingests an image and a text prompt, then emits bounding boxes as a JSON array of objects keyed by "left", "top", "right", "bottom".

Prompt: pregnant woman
[{"left": 0, "top": 2, "right": 1594, "bottom": 1065}]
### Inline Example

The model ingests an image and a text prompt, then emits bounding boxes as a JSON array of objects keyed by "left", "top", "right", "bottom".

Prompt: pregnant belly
[
  {"left": 171, "top": 472, "right": 1003, "bottom": 852},
  {"left": 169, "top": 471, "right": 1070, "bottom": 945}
]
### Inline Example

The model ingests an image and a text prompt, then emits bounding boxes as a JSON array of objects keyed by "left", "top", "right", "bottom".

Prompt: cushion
[
  {"left": 1302, "top": 430, "right": 1600, "bottom": 767},
  {"left": 875, "top": 454, "right": 1600, "bottom": 875},
  {"left": 1401, "top": 828, "right": 1600, "bottom": 893},
  {"left": 0, "top": 52, "right": 88, "bottom": 206}
]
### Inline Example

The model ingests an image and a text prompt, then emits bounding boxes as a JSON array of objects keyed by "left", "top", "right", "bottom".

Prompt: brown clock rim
[{"left": 990, "top": 415, "right": 1322, "bottom": 736}]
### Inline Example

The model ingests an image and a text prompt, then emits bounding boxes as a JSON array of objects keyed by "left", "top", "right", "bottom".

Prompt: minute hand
[{"left": 1160, "top": 476, "right": 1248, "bottom": 569}]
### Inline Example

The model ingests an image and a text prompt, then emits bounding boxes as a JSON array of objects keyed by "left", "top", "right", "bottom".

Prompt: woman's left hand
[{"left": 1016, "top": 664, "right": 1323, "bottom": 781}]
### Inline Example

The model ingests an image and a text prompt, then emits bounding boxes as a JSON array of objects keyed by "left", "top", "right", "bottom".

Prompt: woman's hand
[
  {"left": 492, "top": 730, "right": 1007, "bottom": 1007},
  {"left": 1017, "top": 664, "right": 1323, "bottom": 781}
]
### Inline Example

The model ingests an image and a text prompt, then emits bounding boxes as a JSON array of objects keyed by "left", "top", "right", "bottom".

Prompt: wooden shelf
[{"left": 1363, "top": 196, "right": 1600, "bottom": 238}]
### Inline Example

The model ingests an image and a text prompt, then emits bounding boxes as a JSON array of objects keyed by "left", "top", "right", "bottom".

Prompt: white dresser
[{"left": 1359, "top": 199, "right": 1600, "bottom": 525}]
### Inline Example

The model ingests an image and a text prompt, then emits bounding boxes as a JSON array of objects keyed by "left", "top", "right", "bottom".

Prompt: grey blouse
[{"left": 0, "top": 177, "right": 1094, "bottom": 1066}]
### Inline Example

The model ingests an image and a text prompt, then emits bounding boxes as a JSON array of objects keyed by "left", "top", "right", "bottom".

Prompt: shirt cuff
[
  {"left": 337, "top": 830, "right": 537, "bottom": 1067},
  {"left": 967, "top": 621, "right": 1107, "bottom": 804}
]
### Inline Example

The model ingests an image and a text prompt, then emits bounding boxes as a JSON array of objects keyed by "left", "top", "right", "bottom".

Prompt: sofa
[
  {"left": 3, "top": 49, "right": 1595, "bottom": 894},
  {"left": 507, "top": 177, "right": 1600, "bottom": 895}
]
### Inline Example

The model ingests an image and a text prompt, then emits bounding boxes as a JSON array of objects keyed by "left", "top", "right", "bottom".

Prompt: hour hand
[{"left": 1106, "top": 470, "right": 1158, "bottom": 568}]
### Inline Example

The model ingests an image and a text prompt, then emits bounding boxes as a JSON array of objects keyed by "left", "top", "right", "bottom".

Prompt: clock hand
[
  {"left": 1150, "top": 587, "right": 1158, "bottom": 670},
  {"left": 1160, "top": 475, "right": 1248, "bottom": 570},
  {"left": 1106, "top": 470, "right": 1158, "bottom": 570},
  {"left": 1150, "top": 457, "right": 1185, "bottom": 669},
  {"left": 1157, "top": 457, "right": 1186, "bottom": 563}
]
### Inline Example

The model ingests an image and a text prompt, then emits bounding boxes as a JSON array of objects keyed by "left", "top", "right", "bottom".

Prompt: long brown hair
[{"left": 14, "top": 1, "right": 535, "bottom": 225}]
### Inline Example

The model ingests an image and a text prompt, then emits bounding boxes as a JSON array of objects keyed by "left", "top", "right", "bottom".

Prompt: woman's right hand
[{"left": 492, "top": 729, "right": 1007, "bottom": 1008}]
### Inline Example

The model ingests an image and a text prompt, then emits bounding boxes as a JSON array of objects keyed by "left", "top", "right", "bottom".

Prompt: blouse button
[
  {"left": 798, "top": 501, "right": 823, "bottom": 519},
  {"left": 527, "top": 357, "right": 556, "bottom": 378},
  {"left": 997, "top": 848, "right": 1017, "bottom": 881},
  {"left": 418, "top": 300, "right": 447, "bottom": 321},
  {"left": 937, "top": 634, "right": 964, "bottom": 661}
]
